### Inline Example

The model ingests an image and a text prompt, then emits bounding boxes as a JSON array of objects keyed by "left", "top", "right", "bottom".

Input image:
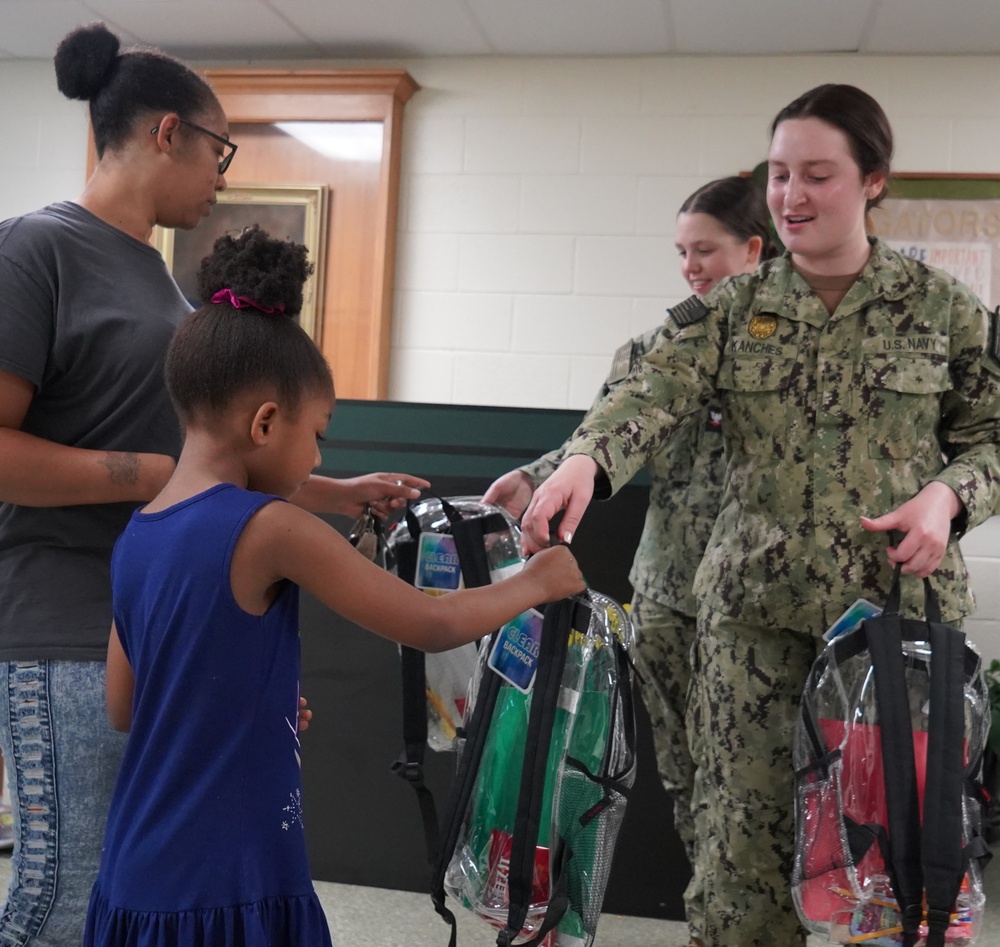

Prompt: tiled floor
[
  {"left": 1, "top": 852, "right": 997, "bottom": 945},
  {"left": 311, "top": 866, "right": 1000, "bottom": 946}
]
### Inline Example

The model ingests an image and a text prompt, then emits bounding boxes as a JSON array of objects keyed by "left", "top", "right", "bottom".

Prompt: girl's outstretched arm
[
  {"left": 106, "top": 622, "right": 135, "bottom": 733},
  {"left": 234, "top": 501, "right": 585, "bottom": 653}
]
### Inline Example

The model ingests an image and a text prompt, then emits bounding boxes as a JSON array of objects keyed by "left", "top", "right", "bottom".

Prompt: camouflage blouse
[{"left": 564, "top": 240, "right": 1000, "bottom": 633}]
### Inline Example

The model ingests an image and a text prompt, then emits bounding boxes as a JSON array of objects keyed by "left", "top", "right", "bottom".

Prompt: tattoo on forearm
[{"left": 102, "top": 452, "right": 140, "bottom": 486}]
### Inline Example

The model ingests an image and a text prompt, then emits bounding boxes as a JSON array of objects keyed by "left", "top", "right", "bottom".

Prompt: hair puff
[{"left": 196, "top": 225, "right": 314, "bottom": 318}]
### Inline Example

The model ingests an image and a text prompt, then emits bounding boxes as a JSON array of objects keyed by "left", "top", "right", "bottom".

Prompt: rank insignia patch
[
  {"left": 748, "top": 313, "right": 778, "bottom": 340},
  {"left": 669, "top": 295, "right": 709, "bottom": 327}
]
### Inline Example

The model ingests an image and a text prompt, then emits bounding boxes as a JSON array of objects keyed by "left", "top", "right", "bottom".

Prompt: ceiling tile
[
  {"left": 0, "top": 0, "right": 135, "bottom": 60},
  {"left": 670, "top": 0, "right": 874, "bottom": 54},
  {"left": 266, "top": 0, "right": 492, "bottom": 57},
  {"left": 80, "top": 0, "right": 321, "bottom": 58},
  {"left": 864, "top": 0, "right": 1000, "bottom": 53},
  {"left": 464, "top": 0, "right": 672, "bottom": 55}
]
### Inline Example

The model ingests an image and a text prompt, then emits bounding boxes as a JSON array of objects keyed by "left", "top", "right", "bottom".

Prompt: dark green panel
[
  {"left": 320, "top": 399, "right": 651, "bottom": 485},
  {"left": 889, "top": 176, "right": 1000, "bottom": 201}
]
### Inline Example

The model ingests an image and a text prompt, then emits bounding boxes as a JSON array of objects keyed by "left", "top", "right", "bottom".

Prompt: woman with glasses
[{"left": 0, "top": 23, "right": 423, "bottom": 946}]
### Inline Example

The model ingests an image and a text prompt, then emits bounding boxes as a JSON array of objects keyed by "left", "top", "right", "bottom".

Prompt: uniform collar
[{"left": 752, "top": 238, "right": 915, "bottom": 326}]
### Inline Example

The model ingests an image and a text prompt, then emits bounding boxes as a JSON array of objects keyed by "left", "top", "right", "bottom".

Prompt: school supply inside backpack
[
  {"left": 434, "top": 590, "right": 638, "bottom": 947},
  {"left": 388, "top": 495, "right": 526, "bottom": 751},
  {"left": 386, "top": 496, "right": 526, "bottom": 860},
  {"left": 792, "top": 565, "right": 991, "bottom": 947}
]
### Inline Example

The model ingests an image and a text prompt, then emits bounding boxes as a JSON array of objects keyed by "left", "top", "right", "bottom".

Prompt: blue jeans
[{"left": 0, "top": 661, "right": 125, "bottom": 947}]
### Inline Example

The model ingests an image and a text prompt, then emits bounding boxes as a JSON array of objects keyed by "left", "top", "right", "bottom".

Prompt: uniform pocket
[
  {"left": 863, "top": 353, "right": 951, "bottom": 459},
  {"left": 715, "top": 356, "right": 795, "bottom": 454}
]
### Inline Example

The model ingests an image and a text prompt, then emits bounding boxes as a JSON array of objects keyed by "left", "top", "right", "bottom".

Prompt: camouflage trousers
[
  {"left": 684, "top": 610, "right": 822, "bottom": 947},
  {"left": 630, "top": 593, "right": 700, "bottom": 938}
]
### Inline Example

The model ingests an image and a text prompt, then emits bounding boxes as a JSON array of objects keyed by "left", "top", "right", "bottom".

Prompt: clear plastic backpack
[
  {"left": 792, "top": 568, "right": 991, "bottom": 947},
  {"left": 433, "top": 591, "right": 638, "bottom": 947}
]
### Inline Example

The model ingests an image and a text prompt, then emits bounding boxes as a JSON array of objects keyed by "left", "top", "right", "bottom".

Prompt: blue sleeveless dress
[{"left": 85, "top": 484, "right": 333, "bottom": 947}]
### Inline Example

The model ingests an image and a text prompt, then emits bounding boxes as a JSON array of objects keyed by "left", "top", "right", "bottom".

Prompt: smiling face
[
  {"left": 767, "top": 116, "right": 885, "bottom": 275},
  {"left": 674, "top": 211, "right": 761, "bottom": 296}
]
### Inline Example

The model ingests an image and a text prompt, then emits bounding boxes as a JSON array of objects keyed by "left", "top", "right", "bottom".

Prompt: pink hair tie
[{"left": 210, "top": 288, "right": 286, "bottom": 314}]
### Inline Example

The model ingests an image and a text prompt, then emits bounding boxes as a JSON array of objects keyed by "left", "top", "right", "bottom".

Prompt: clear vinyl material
[
  {"left": 792, "top": 634, "right": 990, "bottom": 946},
  {"left": 387, "top": 496, "right": 525, "bottom": 751},
  {"left": 444, "top": 591, "right": 637, "bottom": 946}
]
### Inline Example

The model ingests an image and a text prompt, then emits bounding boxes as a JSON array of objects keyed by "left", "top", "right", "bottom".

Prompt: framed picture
[
  {"left": 870, "top": 174, "right": 1000, "bottom": 309},
  {"left": 153, "top": 184, "right": 328, "bottom": 341}
]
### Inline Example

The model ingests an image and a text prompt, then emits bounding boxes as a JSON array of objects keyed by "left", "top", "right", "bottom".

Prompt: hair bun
[
  {"left": 197, "top": 225, "right": 313, "bottom": 318},
  {"left": 54, "top": 22, "right": 121, "bottom": 101}
]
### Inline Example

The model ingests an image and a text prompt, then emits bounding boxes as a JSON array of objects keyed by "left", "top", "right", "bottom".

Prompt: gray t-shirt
[{"left": 0, "top": 201, "right": 191, "bottom": 660}]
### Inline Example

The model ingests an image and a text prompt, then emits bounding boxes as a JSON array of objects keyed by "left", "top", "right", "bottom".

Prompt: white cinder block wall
[
  {"left": 0, "top": 52, "right": 997, "bottom": 654},
  {"left": 391, "top": 53, "right": 1000, "bottom": 658}
]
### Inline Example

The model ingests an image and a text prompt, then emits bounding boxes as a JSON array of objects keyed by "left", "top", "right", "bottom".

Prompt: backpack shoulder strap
[
  {"left": 390, "top": 505, "right": 442, "bottom": 864},
  {"left": 429, "top": 627, "right": 505, "bottom": 947},
  {"left": 921, "top": 596, "right": 969, "bottom": 947},
  {"left": 496, "top": 597, "right": 575, "bottom": 947},
  {"left": 865, "top": 572, "right": 924, "bottom": 946}
]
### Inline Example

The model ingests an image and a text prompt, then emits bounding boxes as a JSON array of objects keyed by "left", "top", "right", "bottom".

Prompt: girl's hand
[
  {"left": 521, "top": 455, "right": 598, "bottom": 552},
  {"left": 860, "top": 481, "right": 962, "bottom": 578},
  {"left": 519, "top": 544, "right": 586, "bottom": 603},
  {"left": 482, "top": 469, "right": 535, "bottom": 518},
  {"left": 297, "top": 696, "right": 313, "bottom": 733}
]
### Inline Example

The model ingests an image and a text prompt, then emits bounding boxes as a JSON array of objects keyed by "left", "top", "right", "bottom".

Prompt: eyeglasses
[{"left": 150, "top": 118, "right": 237, "bottom": 176}]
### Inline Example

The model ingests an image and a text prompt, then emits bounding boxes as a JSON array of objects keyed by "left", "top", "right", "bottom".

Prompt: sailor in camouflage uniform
[
  {"left": 517, "top": 329, "right": 725, "bottom": 861},
  {"left": 485, "top": 177, "right": 771, "bottom": 947},
  {"left": 521, "top": 86, "right": 1000, "bottom": 946}
]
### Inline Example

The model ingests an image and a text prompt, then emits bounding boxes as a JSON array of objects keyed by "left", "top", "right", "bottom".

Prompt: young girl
[
  {"left": 83, "top": 226, "right": 584, "bottom": 947},
  {"left": 521, "top": 85, "right": 1000, "bottom": 946}
]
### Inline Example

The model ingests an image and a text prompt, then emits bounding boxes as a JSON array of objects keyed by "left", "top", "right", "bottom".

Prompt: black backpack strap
[
  {"left": 795, "top": 653, "right": 845, "bottom": 782},
  {"left": 391, "top": 645, "right": 441, "bottom": 861},
  {"left": 866, "top": 565, "right": 924, "bottom": 946},
  {"left": 438, "top": 496, "right": 497, "bottom": 591},
  {"left": 511, "top": 600, "right": 602, "bottom": 947},
  {"left": 429, "top": 628, "right": 505, "bottom": 947},
  {"left": 497, "top": 597, "right": 575, "bottom": 947},
  {"left": 390, "top": 505, "right": 442, "bottom": 864},
  {"left": 505, "top": 842, "right": 574, "bottom": 947},
  {"left": 921, "top": 592, "right": 968, "bottom": 947}
]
